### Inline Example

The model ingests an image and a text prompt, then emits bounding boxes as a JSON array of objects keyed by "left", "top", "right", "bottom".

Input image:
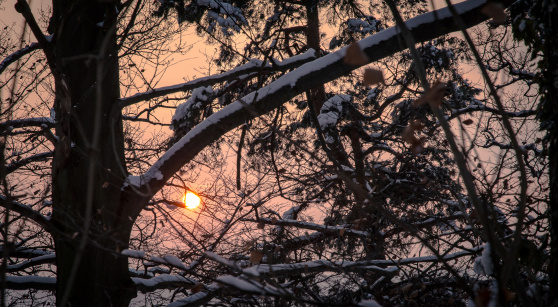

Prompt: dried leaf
[
  {"left": 481, "top": 3, "right": 508, "bottom": 24},
  {"left": 243, "top": 240, "right": 254, "bottom": 252},
  {"left": 363, "top": 68, "right": 384, "bottom": 86},
  {"left": 409, "top": 290, "right": 419, "bottom": 299},
  {"left": 102, "top": 182, "right": 109, "bottom": 188},
  {"left": 400, "top": 283, "right": 413, "bottom": 293},
  {"left": 344, "top": 42, "right": 369, "bottom": 66},
  {"left": 413, "top": 80, "right": 447, "bottom": 107},
  {"left": 462, "top": 118, "right": 474, "bottom": 125},
  {"left": 409, "top": 119, "right": 425, "bottom": 131},
  {"left": 402, "top": 125, "right": 417, "bottom": 145},
  {"left": 257, "top": 222, "right": 265, "bottom": 229},
  {"left": 339, "top": 228, "right": 346, "bottom": 236},
  {"left": 250, "top": 250, "right": 264, "bottom": 263},
  {"left": 411, "top": 137, "right": 427, "bottom": 154},
  {"left": 191, "top": 283, "right": 204, "bottom": 293},
  {"left": 271, "top": 217, "right": 278, "bottom": 225},
  {"left": 402, "top": 121, "right": 427, "bottom": 154}
]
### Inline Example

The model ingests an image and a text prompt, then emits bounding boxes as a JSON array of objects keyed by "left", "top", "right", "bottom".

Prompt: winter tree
[{"left": 0, "top": 0, "right": 553, "bottom": 306}]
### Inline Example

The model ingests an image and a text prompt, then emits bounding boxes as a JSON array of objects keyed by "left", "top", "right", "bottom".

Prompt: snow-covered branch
[
  {"left": 0, "top": 247, "right": 53, "bottom": 258},
  {"left": 0, "top": 42, "right": 41, "bottom": 75},
  {"left": 241, "top": 260, "right": 398, "bottom": 278},
  {"left": 6, "top": 254, "right": 56, "bottom": 273},
  {"left": 244, "top": 218, "right": 369, "bottom": 237},
  {"left": 0, "top": 195, "right": 52, "bottom": 232},
  {"left": 124, "top": 0, "right": 512, "bottom": 210},
  {"left": 0, "top": 117, "right": 55, "bottom": 134},
  {"left": 236, "top": 246, "right": 483, "bottom": 277},
  {"left": 117, "top": 50, "right": 317, "bottom": 108},
  {"left": 166, "top": 291, "right": 215, "bottom": 307},
  {"left": 1, "top": 275, "right": 56, "bottom": 290},
  {"left": 448, "top": 103, "right": 536, "bottom": 121},
  {"left": 132, "top": 274, "right": 197, "bottom": 292},
  {"left": 6, "top": 151, "right": 53, "bottom": 174}
]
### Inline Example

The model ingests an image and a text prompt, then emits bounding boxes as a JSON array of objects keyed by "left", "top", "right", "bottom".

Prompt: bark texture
[{"left": 49, "top": 0, "right": 135, "bottom": 305}]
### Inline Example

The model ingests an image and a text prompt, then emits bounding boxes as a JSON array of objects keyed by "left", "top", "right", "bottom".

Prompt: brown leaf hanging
[
  {"left": 413, "top": 80, "right": 447, "bottom": 107},
  {"left": 344, "top": 42, "right": 369, "bottom": 66},
  {"left": 462, "top": 118, "right": 474, "bottom": 125},
  {"left": 481, "top": 3, "right": 508, "bottom": 24},
  {"left": 250, "top": 250, "right": 264, "bottom": 263},
  {"left": 402, "top": 120, "right": 427, "bottom": 154},
  {"left": 363, "top": 68, "right": 384, "bottom": 86}
]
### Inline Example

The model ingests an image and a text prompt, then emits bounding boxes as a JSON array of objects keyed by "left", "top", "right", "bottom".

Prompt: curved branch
[
  {"left": 6, "top": 254, "right": 56, "bottom": 273},
  {"left": 0, "top": 43, "right": 41, "bottom": 76},
  {"left": 0, "top": 195, "right": 53, "bottom": 233},
  {"left": 5, "top": 151, "right": 53, "bottom": 174},
  {"left": 132, "top": 274, "right": 196, "bottom": 293},
  {"left": 123, "top": 0, "right": 514, "bottom": 212},
  {"left": 117, "top": 50, "right": 317, "bottom": 108},
  {"left": 1, "top": 275, "right": 56, "bottom": 290}
]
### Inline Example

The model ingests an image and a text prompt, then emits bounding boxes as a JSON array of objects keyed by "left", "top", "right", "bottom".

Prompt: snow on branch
[
  {"left": 0, "top": 117, "right": 55, "bottom": 134},
  {"left": 125, "top": 0, "right": 510, "bottom": 208},
  {"left": 0, "top": 42, "right": 41, "bottom": 75},
  {"left": 242, "top": 260, "right": 398, "bottom": 278},
  {"left": 5, "top": 151, "right": 53, "bottom": 174},
  {"left": 448, "top": 103, "right": 536, "bottom": 120},
  {"left": 6, "top": 254, "right": 56, "bottom": 273},
  {"left": 0, "top": 195, "right": 52, "bottom": 232},
  {"left": 245, "top": 217, "right": 369, "bottom": 237},
  {"left": 166, "top": 291, "right": 215, "bottom": 307},
  {"left": 132, "top": 274, "right": 197, "bottom": 292},
  {"left": 2, "top": 275, "right": 56, "bottom": 290},
  {"left": 216, "top": 275, "right": 291, "bottom": 296},
  {"left": 117, "top": 50, "right": 316, "bottom": 108},
  {"left": 0, "top": 247, "right": 53, "bottom": 258}
]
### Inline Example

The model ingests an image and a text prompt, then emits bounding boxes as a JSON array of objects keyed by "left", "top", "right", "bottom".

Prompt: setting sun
[{"left": 183, "top": 191, "right": 201, "bottom": 209}]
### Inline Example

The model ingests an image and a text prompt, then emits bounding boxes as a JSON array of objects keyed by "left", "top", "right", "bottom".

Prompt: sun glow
[{"left": 183, "top": 191, "right": 201, "bottom": 209}]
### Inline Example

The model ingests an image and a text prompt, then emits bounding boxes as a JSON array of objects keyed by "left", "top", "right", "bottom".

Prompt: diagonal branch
[
  {"left": 123, "top": 0, "right": 515, "bottom": 211},
  {"left": 0, "top": 195, "right": 53, "bottom": 233},
  {"left": 0, "top": 42, "right": 41, "bottom": 76},
  {"left": 117, "top": 50, "right": 317, "bottom": 108}
]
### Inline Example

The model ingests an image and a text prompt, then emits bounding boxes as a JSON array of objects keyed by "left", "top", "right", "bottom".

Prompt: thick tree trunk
[
  {"left": 49, "top": 1, "right": 136, "bottom": 306},
  {"left": 535, "top": 2, "right": 558, "bottom": 304}
]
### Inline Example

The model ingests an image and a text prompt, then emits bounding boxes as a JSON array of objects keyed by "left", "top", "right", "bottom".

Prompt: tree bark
[
  {"left": 305, "top": 0, "right": 327, "bottom": 112},
  {"left": 543, "top": 3, "right": 558, "bottom": 304},
  {"left": 49, "top": 1, "right": 135, "bottom": 305}
]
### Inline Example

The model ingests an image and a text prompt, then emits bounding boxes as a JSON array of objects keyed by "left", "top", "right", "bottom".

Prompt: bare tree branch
[
  {"left": 0, "top": 195, "right": 53, "bottom": 233},
  {"left": 0, "top": 42, "right": 41, "bottom": 75},
  {"left": 117, "top": 50, "right": 317, "bottom": 108}
]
